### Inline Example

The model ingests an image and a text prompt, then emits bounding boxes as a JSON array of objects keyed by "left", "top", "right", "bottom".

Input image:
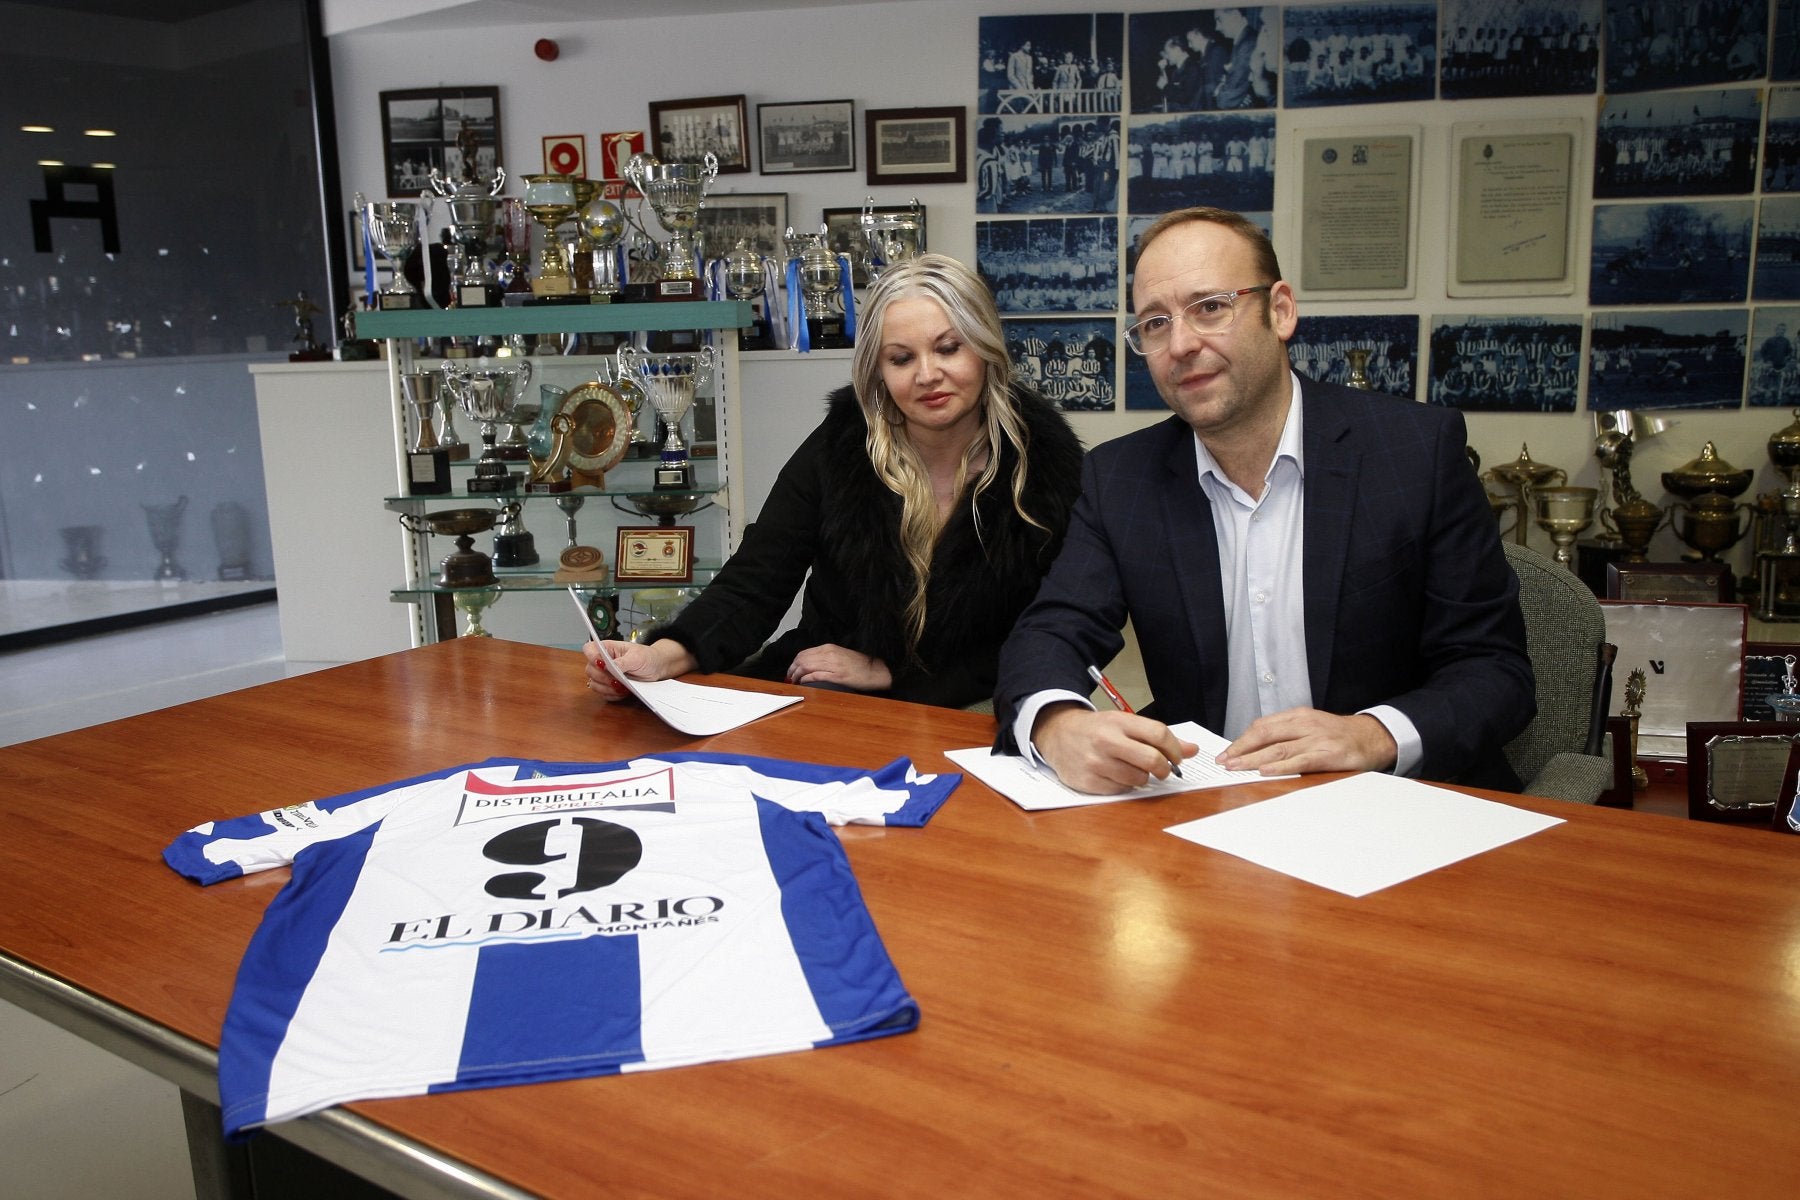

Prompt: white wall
[{"left": 326, "top": 0, "right": 1793, "bottom": 582}]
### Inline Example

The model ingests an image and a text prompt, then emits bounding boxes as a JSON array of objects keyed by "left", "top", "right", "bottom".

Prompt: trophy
[
  {"left": 725, "top": 239, "right": 774, "bottom": 351},
  {"left": 551, "top": 493, "right": 608, "bottom": 584},
  {"left": 490, "top": 495, "right": 537, "bottom": 569},
  {"left": 1621, "top": 668, "right": 1649, "bottom": 790},
  {"left": 59, "top": 525, "right": 105, "bottom": 580},
  {"left": 364, "top": 200, "right": 427, "bottom": 309},
  {"left": 1483, "top": 445, "right": 1565, "bottom": 547},
  {"left": 618, "top": 343, "right": 717, "bottom": 490},
  {"left": 143, "top": 495, "right": 188, "bottom": 581},
  {"left": 786, "top": 225, "right": 851, "bottom": 349},
  {"left": 1593, "top": 411, "right": 1674, "bottom": 562},
  {"left": 521, "top": 173, "right": 580, "bottom": 296},
  {"left": 1663, "top": 442, "right": 1753, "bottom": 566},
  {"left": 1532, "top": 486, "right": 1597, "bottom": 566},
  {"left": 440, "top": 357, "right": 535, "bottom": 492},
  {"left": 400, "top": 371, "right": 452, "bottom": 495},
  {"left": 524, "top": 382, "right": 575, "bottom": 493},
  {"left": 623, "top": 151, "right": 719, "bottom": 299},
  {"left": 578, "top": 191, "right": 626, "bottom": 298},
  {"left": 1757, "top": 411, "right": 1800, "bottom": 620},
  {"left": 1344, "top": 347, "right": 1373, "bottom": 390},
  {"left": 427, "top": 164, "right": 507, "bottom": 307},
  {"left": 859, "top": 195, "right": 924, "bottom": 283},
  {"left": 397, "top": 506, "right": 507, "bottom": 588}
]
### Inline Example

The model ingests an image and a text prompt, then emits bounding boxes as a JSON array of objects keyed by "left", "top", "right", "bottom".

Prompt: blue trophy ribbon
[{"left": 786, "top": 257, "right": 809, "bottom": 353}]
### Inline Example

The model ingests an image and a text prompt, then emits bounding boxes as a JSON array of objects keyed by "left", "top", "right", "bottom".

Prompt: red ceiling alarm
[{"left": 534, "top": 38, "right": 559, "bottom": 61}]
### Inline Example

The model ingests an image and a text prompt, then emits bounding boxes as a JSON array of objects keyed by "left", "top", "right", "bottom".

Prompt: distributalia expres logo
[{"left": 383, "top": 767, "right": 723, "bottom": 951}]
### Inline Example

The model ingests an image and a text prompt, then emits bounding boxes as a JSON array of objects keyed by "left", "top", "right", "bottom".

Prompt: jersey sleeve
[{"left": 161, "top": 760, "right": 507, "bottom": 885}]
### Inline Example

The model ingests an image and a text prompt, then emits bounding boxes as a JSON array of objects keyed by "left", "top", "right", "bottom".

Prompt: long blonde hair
[{"left": 849, "top": 253, "right": 1049, "bottom": 653}]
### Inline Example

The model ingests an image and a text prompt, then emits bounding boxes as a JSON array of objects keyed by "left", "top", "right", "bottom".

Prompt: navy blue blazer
[{"left": 994, "top": 378, "right": 1535, "bottom": 791}]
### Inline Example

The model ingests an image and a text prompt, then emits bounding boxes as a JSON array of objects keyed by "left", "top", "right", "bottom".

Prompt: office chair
[{"left": 1501, "top": 541, "right": 1618, "bottom": 804}]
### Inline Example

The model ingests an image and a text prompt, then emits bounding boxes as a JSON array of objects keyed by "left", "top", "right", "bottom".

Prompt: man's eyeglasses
[{"left": 1123, "top": 285, "right": 1272, "bottom": 355}]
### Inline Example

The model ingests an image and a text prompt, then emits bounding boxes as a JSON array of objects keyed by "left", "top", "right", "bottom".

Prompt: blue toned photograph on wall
[
  {"left": 1439, "top": 0, "right": 1599, "bottom": 99},
  {"left": 1587, "top": 309, "right": 1748, "bottom": 411},
  {"left": 976, "top": 217, "right": 1118, "bottom": 313},
  {"left": 1291, "top": 314, "right": 1421, "bottom": 398},
  {"left": 1767, "top": 88, "right": 1800, "bottom": 193},
  {"left": 1122, "top": 210, "right": 1272, "bottom": 312},
  {"left": 1593, "top": 89, "right": 1761, "bottom": 199},
  {"left": 974, "top": 114, "right": 1120, "bottom": 214},
  {"left": 978, "top": 13, "right": 1123, "bottom": 117},
  {"left": 1757, "top": 196, "right": 1800, "bottom": 300},
  {"left": 1427, "top": 315, "right": 1582, "bottom": 411},
  {"left": 1779, "top": 0, "right": 1800, "bottom": 80},
  {"left": 1588, "top": 201, "right": 1752, "bottom": 305},
  {"left": 1124, "top": 6, "right": 1279, "bottom": 114},
  {"left": 1749, "top": 306, "right": 1800, "bottom": 406},
  {"left": 1003, "top": 317, "right": 1118, "bottom": 412},
  {"left": 1281, "top": 2, "right": 1437, "bottom": 109},
  {"left": 1127, "top": 113, "right": 1275, "bottom": 214},
  {"left": 1602, "top": 0, "right": 1767, "bottom": 93}
]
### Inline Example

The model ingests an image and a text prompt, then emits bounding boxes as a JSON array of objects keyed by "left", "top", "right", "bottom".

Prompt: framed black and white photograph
[
  {"left": 1765, "top": 88, "right": 1800, "bottom": 192},
  {"left": 1756, "top": 196, "right": 1800, "bottom": 300},
  {"left": 1588, "top": 309, "right": 1748, "bottom": 412},
  {"left": 865, "top": 107, "right": 967, "bottom": 185},
  {"left": 1292, "top": 314, "right": 1422, "bottom": 399},
  {"left": 648, "top": 94, "right": 750, "bottom": 174},
  {"left": 379, "top": 86, "right": 501, "bottom": 197},
  {"left": 1588, "top": 201, "right": 1753, "bottom": 305},
  {"left": 757, "top": 100, "right": 855, "bottom": 175},
  {"left": 1427, "top": 315, "right": 1581, "bottom": 411},
  {"left": 1002, "top": 317, "right": 1118, "bottom": 412},
  {"left": 1439, "top": 0, "right": 1600, "bottom": 100},
  {"left": 979, "top": 12, "right": 1123, "bottom": 116},
  {"left": 973, "top": 114, "right": 1120, "bottom": 215},
  {"left": 822, "top": 203, "right": 928, "bottom": 288},
  {"left": 1593, "top": 89, "right": 1761, "bottom": 199},
  {"left": 1779, "top": 0, "right": 1800, "bottom": 80},
  {"left": 976, "top": 217, "right": 1118, "bottom": 314},
  {"left": 696, "top": 192, "right": 786, "bottom": 261},
  {"left": 1282, "top": 1, "right": 1437, "bottom": 108},
  {"left": 1749, "top": 306, "right": 1800, "bottom": 406},
  {"left": 1603, "top": 0, "right": 1768, "bottom": 94},
  {"left": 1126, "top": 113, "right": 1275, "bottom": 214}
]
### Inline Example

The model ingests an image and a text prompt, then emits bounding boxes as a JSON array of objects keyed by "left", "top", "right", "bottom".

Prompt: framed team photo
[
  {"left": 648, "top": 94, "right": 751, "bottom": 174},
  {"left": 866, "top": 106, "right": 967, "bottom": 185},
  {"left": 697, "top": 192, "right": 787, "bottom": 260},
  {"left": 616, "top": 526, "right": 695, "bottom": 584},
  {"left": 757, "top": 100, "right": 855, "bottom": 174},
  {"left": 379, "top": 85, "right": 501, "bottom": 197}
]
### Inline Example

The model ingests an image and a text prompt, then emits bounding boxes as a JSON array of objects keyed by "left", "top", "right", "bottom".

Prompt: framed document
[
  {"left": 615, "top": 525, "right": 695, "bottom": 584},
  {"left": 1602, "top": 601, "right": 1746, "bottom": 758},
  {"left": 1685, "top": 722, "right": 1800, "bottom": 823},
  {"left": 1448, "top": 121, "right": 1580, "bottom": 298},
  {"left": 1294, "top": 126, "right": 1419, "bottom": 297},
  {"left": 1743, "top": 642, "right": 1800, "bottom": 722}
]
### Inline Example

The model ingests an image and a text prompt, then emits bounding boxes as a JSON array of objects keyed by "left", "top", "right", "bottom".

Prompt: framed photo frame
[
  {"left": 697, "top": 192, "right": 787, "bottom": 261},
  {"left": 1601, "top": 601, "right": 1746, "bottom": 758},
  {"left": 1605, "top": 561, "right": 1733, "bottom": 603},
  {"left": 379, "top": 86, "right": 501, "bottom": 197},
  {"left": 757, "top": 100, "right": 855, "bottom": 174},
  {"left": 865, "top": 106, "right": 966, "bottom": 186},
  {"left": 616, "top": 525, "right": 695, "bottom": 584},
  {"left": 822, "top": 203, "right": 929, "bottom": 287},
  {"left": 1684, "top": 721, "right": 1800, "bottom": 823},
  {"left": 648, "top": 94, "right": 750, "bottom": 174}
]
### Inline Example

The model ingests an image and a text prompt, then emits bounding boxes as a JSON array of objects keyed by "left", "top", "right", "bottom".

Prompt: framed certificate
[
  {"left": 1685, "top": 722, "right": 1800, "bottom": 824},
  {"left": 615, "top": 525, "right": 695, "bottom": 584}
]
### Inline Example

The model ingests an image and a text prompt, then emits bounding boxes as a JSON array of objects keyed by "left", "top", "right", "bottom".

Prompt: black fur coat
[{"left": 656, "top": 383, "right": 1083, "bottom": 707}]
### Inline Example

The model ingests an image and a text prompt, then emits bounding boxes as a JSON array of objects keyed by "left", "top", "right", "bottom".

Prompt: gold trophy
[
  {"left": 1593, "top": 410, "right": 1673, "bottom": 561},
  {"left": 521, "top": 173, "right": 580, "bottom": 296},
  {"left": 1621, "top": 668, "right": 1648, "bottom": 790},
  {"left": 1757, "top": 411, "right": 1800, "bottom": 620},
  {"left": 1483, "top": 445, "right": 1565, "bottom": 546},
  {"left": 1532, "top": 486, "right": 1597, "bottom": 566},
  {"left": 1662, "top": 442, "right": 1753, "bottom": 565}
]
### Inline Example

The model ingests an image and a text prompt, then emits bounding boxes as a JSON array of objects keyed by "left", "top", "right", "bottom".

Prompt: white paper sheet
[
  {"left": 1163, "top": 772, "right": 1565, "bottom": 897},
  {"left": 944, "top": 721, "right": 1291, "bottom": 811},
  {"left": 571, "top": 588, "right": 801, "bottom": 736}
]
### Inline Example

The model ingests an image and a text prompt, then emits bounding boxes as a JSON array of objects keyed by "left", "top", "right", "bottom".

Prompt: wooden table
[{"left": 3, "top": 638, "right": 1797, "bottom": 1198}]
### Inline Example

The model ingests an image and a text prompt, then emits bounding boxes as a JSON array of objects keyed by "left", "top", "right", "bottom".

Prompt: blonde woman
[{"left": 582, "top": 253, "right": 1083, "bottom": 708}]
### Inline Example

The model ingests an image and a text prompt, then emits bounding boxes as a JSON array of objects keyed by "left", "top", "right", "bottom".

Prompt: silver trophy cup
[
  {"left": 618, "top": 343, "right": 716, "bottom": 490},
  {"left": 623, "top": 150, "right": 719, "bottom": 296}
]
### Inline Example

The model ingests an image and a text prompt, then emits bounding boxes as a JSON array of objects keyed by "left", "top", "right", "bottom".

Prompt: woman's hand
[
  {"left": 582, "top": 639, "right": 697, "bottom": 702},
  {"left": 784, "top": 644, "right": 892, "bottom": 693}
]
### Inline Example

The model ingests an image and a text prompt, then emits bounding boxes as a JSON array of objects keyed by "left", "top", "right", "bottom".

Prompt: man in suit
[{"left": 994, "top": 207, "right": 1534, "bottom": 794}]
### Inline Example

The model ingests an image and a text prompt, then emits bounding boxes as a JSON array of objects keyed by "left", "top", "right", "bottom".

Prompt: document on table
[
  {"left": 1163, "top": 772, "right": 1565, "bottom": 897},
  {"left": 944, "top": 721, "right": 1291, "bottom": 811},
  {"left": 570, "top": 588, "right": 801, "bottom": 736}
]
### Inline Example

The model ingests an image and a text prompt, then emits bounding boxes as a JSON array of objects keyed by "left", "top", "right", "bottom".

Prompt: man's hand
[
  {"left": 1032, "top": 703, "right": 1200, "bottom": 794},
  {"left": 785, "top": 644, "right": 892, "bottom": 693},
  {"left": 1217, "top": 708, "right": 1397, "bottom": 776},
  {"left": 582, "top": 639, "right": 696, "bottom": 702}
]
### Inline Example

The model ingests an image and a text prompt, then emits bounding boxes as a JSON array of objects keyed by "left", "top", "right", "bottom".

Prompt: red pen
[{"left": 1087, "top": 665, "right": 1185, "bottom": 779}]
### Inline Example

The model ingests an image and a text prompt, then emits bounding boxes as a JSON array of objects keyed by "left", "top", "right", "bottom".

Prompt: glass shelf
[
  {"left": 357, "top": 300, "right": 752, "bottom": 340},
  {"left": 390, "top": 564, "right": 720, "bottom": 600},
  {"left": 384, "top": 468, "right": 723, "bottom": 508}
]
